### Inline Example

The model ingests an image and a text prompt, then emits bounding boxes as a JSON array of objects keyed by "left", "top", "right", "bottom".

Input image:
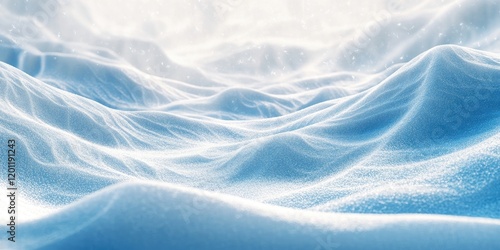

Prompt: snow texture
[{"left": 0, "top": 0, "right": 499, "bottom": 249}]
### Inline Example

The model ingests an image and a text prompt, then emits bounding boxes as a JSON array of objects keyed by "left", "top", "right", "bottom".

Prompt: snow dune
[
  {"left": 16, "top": 182, "right": 500, "bottom": 250},
  {"left": 0, "top": 0, "right": 499, "bottom": 249}
]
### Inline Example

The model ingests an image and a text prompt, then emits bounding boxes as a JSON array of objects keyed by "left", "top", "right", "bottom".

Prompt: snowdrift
[{"left": 0, "top": 0, "right": 499, "bottom": 249}]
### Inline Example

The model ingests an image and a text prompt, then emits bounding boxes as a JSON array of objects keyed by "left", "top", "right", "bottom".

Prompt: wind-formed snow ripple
[{"left": 0, "top": 0, "right": 499, "bottom": 249}]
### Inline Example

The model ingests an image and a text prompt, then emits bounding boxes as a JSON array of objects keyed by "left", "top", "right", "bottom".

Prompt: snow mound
[{"left": 0, "top": 0, "right": 500, "bottom": 249}]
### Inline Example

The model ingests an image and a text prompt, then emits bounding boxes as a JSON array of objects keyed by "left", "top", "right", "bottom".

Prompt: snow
[{"left": 0, "top": 0, "right": 499, "bottom": 249}]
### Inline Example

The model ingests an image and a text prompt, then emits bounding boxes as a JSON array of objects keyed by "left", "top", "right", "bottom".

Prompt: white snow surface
[{"left": 0, "top": 0, "right": 499, "bottom": 249}]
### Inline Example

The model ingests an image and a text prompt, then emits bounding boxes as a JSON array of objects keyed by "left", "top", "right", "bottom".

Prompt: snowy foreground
[{"left": 0, "top": 0, "right": 500, "bottom": 249}]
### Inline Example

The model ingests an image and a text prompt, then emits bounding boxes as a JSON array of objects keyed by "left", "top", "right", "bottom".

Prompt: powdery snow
[{"left": 0, "top": 0, "right": 499, "bottom": 249}]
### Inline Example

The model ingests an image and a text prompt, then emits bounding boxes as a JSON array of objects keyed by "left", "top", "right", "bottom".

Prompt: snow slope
[{"left": 0, "top": 0, "right": 499, "bottom": 249}]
